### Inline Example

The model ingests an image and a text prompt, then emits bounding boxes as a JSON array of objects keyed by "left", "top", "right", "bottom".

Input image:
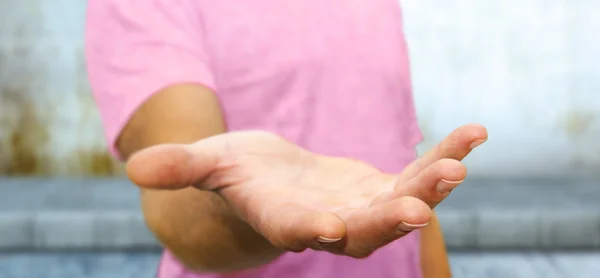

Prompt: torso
[{"left": 163, "top": 0, "right": 422, "bottom": 277}]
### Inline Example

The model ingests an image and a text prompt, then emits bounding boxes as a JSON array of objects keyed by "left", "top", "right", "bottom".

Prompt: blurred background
[{"left": 0, "top": 0, "right": 599, "bottom": 277}]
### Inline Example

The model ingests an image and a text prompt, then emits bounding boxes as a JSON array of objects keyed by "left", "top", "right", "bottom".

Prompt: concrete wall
[
  {"left": 1, "top": 0, "right": 599, "bottom": 177},
  {"left": 404, "top": 0, "right": 600, "bottom": 177}
]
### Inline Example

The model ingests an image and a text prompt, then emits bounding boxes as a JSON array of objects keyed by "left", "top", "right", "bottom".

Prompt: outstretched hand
[{"left": 127, "top": 124, "right": 487, "bottom": 258}]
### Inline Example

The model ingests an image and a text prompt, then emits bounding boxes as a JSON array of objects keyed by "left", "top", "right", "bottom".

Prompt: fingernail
[
  {"left": 469, "top": 139, "right": 486, "bottom": 149},
  {"left": 316, "top": 236, "right": 342, "bottom": 243},
  {"left": 397, "top": 222, "right": 429, "bottom": 233},
  {"left": 436, "top": 179, "right": 464, "bottom": 193}
]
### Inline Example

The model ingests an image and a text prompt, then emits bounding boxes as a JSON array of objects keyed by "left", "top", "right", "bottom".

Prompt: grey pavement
[
  {"left": 1, "top": 177, "right": 600, "bottom": 250},
  {"left": 1, "top": 251, "right": 599, "bottom": 278},
  {"left": 449, "top": 251, "right": 600, "bottom": 278}
]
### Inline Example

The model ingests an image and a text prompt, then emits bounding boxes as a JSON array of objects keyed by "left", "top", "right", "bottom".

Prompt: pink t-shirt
[{"left": 86, "top": 0, "right": 423, "bottom": 277}]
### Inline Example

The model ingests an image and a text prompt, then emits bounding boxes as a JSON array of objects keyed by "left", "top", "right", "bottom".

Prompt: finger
[
  {"left": 398, "top": 123, "right": 487, "bottom": 181},
  {"left": 126, "top": 143, "right": 218, "bottom": 190},
  {"left": 328, "top": 196, "right": 431, "bottom": 258},
  {"left": 372, "top": 159, "right": 466, "bottom": 208},
  {"left": 254, "top": 204, "right": 347, "bottom": 252}
]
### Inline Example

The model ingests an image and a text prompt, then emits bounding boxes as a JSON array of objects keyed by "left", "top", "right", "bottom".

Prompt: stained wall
[{"left": 1, "top": 0, "right": 598, "bottom": 177}]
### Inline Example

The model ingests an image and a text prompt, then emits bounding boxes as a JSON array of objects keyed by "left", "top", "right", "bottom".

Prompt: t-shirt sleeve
[{"left": 85, "top": 0, "right": 215, "bottom": 160}]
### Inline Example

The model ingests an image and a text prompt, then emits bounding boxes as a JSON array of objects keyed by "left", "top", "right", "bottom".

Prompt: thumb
[{"left": 126, "top": 143, "right": 218, "bottom": 190}]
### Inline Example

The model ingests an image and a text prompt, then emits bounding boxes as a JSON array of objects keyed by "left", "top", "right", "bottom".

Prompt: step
[{"left": 1, "top": 177, "right": 599, "bottom": 251}]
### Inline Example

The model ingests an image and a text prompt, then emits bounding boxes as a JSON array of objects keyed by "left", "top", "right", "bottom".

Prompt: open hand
[{"left": 127, "top": 124, "right": 487, "bottom": 258}]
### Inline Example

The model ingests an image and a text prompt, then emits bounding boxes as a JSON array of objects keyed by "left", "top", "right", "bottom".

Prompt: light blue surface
[
  {"left": 2, "top": 177, "right": 600, "bottom": 251},
  {"left": 1, "top": 252, "right": 600, "bottom": 278},
  {"left": 0, "top": 252, "right": 160, "bottom": 278}
]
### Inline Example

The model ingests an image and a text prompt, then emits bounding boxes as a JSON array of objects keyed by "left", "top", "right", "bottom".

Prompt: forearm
[
  {"left": 118, "top": 84, "right": 283, "bottom": 272},
  {"left": 420, "top": 211, "right": 452, "bottom": 278}
]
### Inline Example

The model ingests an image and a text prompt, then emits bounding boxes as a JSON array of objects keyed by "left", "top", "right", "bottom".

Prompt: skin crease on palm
[{"left": 127, "top": 124, "right": 488, "bottom": 259}]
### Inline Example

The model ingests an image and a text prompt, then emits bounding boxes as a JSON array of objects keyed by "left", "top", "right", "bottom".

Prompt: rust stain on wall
[
  {"left": 0, "top": 45, "right": 124, "bottom": 176},
  {"left": 560, "top": 109, "right": 600, "bottom": 173},
  {"left": 0, "top": 86, "right": 50, "bottom": 175},
  {"left": 66, "top": 149, "right": 123, "bottom": 176},
  {"left": 563, "top": 110, "right": 596, "bottom": 139},
  {"left": 0, "top": 84, "right": 123, "bottom": 176}
]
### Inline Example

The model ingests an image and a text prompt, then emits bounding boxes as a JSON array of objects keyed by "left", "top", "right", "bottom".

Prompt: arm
[
  {"left": 85, "top": 0, "right": 281, "bottom": 271},
  {"left": 118, "top": 85, "right": 283, "bottom": 271},
  {"left": 420, "top": 211, "right": 452, "bottom": 278}
]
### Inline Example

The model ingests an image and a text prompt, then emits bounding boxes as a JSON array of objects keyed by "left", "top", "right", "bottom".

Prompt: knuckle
[
  {"left": 347, "top": 250, "right": 374, "bottom": 259},
  {"left": 345, "top": 244, "right": 375, "bottom": 259},
  {"left": 269, "top": 238, "right": 290, "bottom": 250}
]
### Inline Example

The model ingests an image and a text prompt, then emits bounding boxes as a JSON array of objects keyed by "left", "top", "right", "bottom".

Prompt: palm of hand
[
  {"left": 209, "top": 131, "right": 388, "bottom": 207},
  {"left": 128, "top": 126, "right": 487, "bottom": 257}
]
